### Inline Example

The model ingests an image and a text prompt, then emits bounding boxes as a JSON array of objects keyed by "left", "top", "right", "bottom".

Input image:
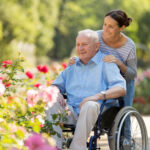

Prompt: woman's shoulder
[{"left": 124, "top": 35, "right": 136, "bottom": 50}]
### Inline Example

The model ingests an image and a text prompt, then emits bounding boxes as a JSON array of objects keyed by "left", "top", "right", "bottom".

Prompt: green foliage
[
  {"left": 0, "top": 57, "right": 67, "bottom": 149},
  {"left": 0, "top": 0, "right": 150, "bottom": 66},
  {"left": 0, "top": 0, "right": 60, "bottom": 62},
  {"left": 50, "top": 0, "right": 150, "bottom": 62}
]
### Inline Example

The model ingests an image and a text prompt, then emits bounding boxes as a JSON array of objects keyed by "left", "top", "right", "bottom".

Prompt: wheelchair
[{"left": 62, "top": 98, "right": 149, "bottom": 150}]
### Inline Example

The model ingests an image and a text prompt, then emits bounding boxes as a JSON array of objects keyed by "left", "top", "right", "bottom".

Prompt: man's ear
[{"left": 96, "top": 42, "right": 100, "bottom": 51}]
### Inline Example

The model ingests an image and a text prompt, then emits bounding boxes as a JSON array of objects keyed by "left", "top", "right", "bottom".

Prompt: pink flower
[
  {"left": 0, "top": 77, "right": 4, "bottom": 80},
  {"left": 26, "top": 89, "right": 39, "bottom": 107},
  {"left": 25, "top": 133, "right": 57, "bottom": 150},
  {"left": 36, "top": 65, "right": 48, "bottom": 73},
  {"left": 36, "top": 145, "right": 57, "bottom": 150},
  {"left": 135, "top": 74, "right": 144, "bottom": 85},
  {"left": 143, "top": 69, "right": 150, "bottom": 78},
  {"left": 2, "top": 60, "right": 12, "bottom": 67},
  {"left": 61, "top": 62, "right": 67, "bottom": 69},
  {"left": 0, "top": 81, "right": 5, "bottom": 96},
  {"left": 39, "top": 86, "right": 59, "bottom": 106},
  {"left": 26, "top": 71, "right": 34, "bottom": 79},
  {"left": 25, "top": 133, "right": 45, "bottom": 150},
  {"left": 10, "top": 124, "right": 18, "bottom": 133}
]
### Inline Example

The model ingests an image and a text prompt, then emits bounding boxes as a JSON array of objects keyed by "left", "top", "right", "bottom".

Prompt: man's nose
[{"left": 79, "top": 45, "right": 83, "bottom": 51}]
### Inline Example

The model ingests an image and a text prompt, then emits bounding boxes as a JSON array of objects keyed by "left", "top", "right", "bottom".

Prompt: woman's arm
[
  {"left": 103, "top": 55, "right": 137, "bottom": 80},
  {"left": 68, "top": 56, "right": 77, "bottom": 66}
]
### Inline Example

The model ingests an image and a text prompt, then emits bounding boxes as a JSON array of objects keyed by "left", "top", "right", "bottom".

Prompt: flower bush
[
  {"left": 133, "top": 69, "right": 150, "bottom": 114},
  {"left": 0, "top": 54, "right": 68, "bottom": 150}
]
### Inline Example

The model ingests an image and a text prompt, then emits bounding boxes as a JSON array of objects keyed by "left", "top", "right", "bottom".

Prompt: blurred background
[{"left": 0, "top": 0, "right": 150, "bottom": 67}]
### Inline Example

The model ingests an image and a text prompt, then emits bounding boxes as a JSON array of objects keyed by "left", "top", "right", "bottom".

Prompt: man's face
[{"left": 76, "top": 35, "right": 99, "bottom": 64}]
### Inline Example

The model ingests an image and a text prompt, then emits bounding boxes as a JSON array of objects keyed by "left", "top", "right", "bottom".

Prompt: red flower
[
  {"left": 26, "top": 71, "right": 34, "bottom": 79},
  {"left": 34, "top": 83, "right": 41, "bottom": 88},
  {"left": 2, "top": 60, "right": 12, "bottom": 67},
  {"left": 62, "top": 62, "right": 67, "bottom": 69},
  {"left": 139, "top": 97, "right": 146, "bottom": 104},
  {"left": 36, "top": 65, "right": 48, "bottom": 73},
  {"left": 40, "top": 124, "right": 44, "bottom": 128},
  {"left": 5, "top": 83, "right": 11, "bottom": 87},
  {"left": 133, "top": 98, "right": 138, "bottom": 103},
  {"left": 134, "top": 97, "right": 146, "bottom": 105},
  {"left": 36, "top": 65, "right": 42, "bottom": 71}
]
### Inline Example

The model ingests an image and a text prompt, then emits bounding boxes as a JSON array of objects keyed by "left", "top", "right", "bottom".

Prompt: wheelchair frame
[{"left": 63, "top": 100, "right": 149, "bottom": 150}]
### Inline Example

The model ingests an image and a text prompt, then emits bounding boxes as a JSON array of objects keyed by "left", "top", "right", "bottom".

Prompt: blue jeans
[
  {"left": 123, "top": 79, "right": 135, "bottom": 140},
  {"left": 124, "top": 79, "right": 135, "bottom": 106}
]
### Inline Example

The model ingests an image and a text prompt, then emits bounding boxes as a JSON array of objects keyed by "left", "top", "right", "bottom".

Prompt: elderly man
[{"left": 46, "top": 29, "right": 126, "bottom": 150}]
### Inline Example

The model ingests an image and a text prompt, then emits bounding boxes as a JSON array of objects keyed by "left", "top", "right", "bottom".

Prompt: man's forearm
[{"left": 95, "top": 86, "right": 126, "bottom": 100}]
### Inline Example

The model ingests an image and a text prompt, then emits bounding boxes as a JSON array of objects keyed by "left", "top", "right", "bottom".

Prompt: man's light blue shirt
[{"left": 53, "top": 50, "right": 126, "bottom": 114}]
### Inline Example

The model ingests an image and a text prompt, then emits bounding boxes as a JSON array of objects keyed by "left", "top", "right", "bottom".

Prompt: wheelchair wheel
[{"left": 109, "top": 106, "right": 149, "bottom": 150}]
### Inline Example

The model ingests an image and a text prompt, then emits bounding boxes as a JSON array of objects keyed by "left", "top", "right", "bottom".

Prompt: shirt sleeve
[
  {"left": 104, "top": 62, "right": 126, "bottom": 90},
  {"left": 52, "top": 70, "right": 67, "bottom": 93},
  {"left": 125, "top": 43, "right": 137, "bottom": 80}
]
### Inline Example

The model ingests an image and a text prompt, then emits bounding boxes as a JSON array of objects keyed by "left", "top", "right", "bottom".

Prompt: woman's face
[{"left": 103, "top": 16, "right": 121, "bottom": 38}]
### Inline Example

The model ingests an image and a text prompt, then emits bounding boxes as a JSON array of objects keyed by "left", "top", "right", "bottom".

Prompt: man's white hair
[{"left": 78, "top": 29, "right": 99, "bottom": 43}]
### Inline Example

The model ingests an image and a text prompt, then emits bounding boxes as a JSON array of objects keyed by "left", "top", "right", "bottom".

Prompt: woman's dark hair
[{"left": 105, "top": 10, "right": 132, "bottom": 27}]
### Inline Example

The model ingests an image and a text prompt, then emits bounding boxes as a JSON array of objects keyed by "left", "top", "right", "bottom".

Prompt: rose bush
[
  {"left": 0, "top": 54, "right": 68, "bottom": 150},
  {"left": 133, "top": 69, "right": 150, "bottom": 114}
]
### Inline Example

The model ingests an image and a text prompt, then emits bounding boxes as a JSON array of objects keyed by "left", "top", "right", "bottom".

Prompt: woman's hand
[
  {"left": 103, "top": 55, "right": 118, "bottom": 64},
  {"left": 103, "top": 55, "right": 126, "bottom": 74},
  {"left": 68, "top": 56, "right": 77, "bottom": 66}
]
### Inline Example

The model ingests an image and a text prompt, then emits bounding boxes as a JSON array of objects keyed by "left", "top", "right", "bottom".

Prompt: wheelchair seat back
[{"left": 99, "top": 106, "right": 121, "bottom": 130}]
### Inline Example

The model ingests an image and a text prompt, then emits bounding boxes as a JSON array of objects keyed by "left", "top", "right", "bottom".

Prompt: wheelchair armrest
[
  {"left": 104, "top": 96, "right": 124, "bottom": 107},
  {"left": 62, "top": 94, "right": 67, "bottom": 99}
]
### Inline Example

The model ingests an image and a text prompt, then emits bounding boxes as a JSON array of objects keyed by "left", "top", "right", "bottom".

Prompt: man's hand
[
  {"left": 56, "top": 92, "right": 66, "bottom": 107},
  {"left": 80, "top": 94, "right": 99, "bottom": 109}
]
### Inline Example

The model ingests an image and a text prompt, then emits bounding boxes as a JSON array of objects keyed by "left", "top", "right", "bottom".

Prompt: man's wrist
[
  {"left": 95, "top": 92, "right": 105, "bottom": 101},
  {"left": 100, "top": 91, "right": 106, "bottom": 100}
]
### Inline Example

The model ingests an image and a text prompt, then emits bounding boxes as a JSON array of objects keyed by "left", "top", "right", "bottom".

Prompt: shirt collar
[{"left": 76, "top": 50, "right": 102, "bottom": 65}]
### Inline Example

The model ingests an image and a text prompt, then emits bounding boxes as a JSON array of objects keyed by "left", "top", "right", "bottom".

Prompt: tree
[{"left": 0, "top": 0, "right": 60, "bottom": 63}]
